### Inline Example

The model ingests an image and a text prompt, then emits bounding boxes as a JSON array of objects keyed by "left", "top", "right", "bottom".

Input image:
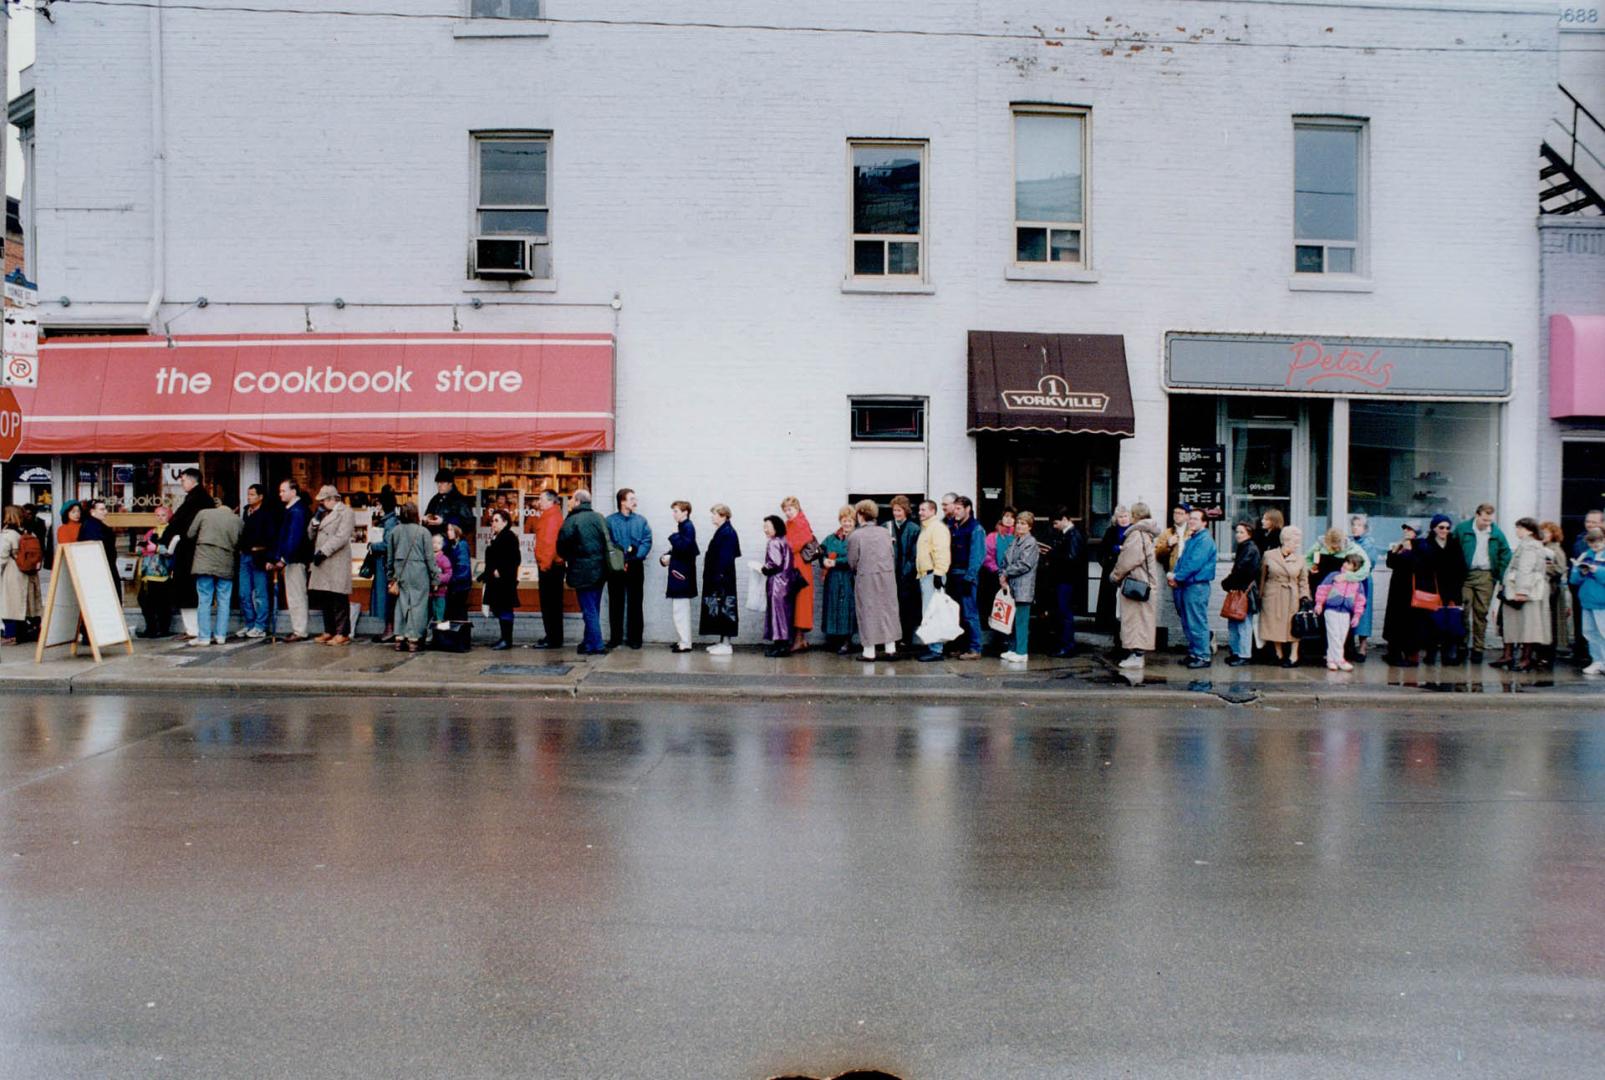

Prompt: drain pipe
[{"left": 141, "top": 0, "right": 166, "bottom": 328}]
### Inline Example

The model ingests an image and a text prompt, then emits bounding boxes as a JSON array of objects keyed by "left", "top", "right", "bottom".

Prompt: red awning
[{"left": 13, "top": 333, "right": 615, "bottom": 454}]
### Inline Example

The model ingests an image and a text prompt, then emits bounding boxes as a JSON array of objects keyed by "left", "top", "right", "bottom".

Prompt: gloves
[
  {"left": 313, "top": 552, "right": 327, "bottom": 566},
  {"left": 932, "top": 575, "right": 944, "bottom": 590}
]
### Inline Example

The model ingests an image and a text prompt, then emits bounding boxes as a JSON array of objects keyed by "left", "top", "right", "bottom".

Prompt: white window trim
[
  {"left": 1010, "top": 105, "right": 1091, "bottom": 273},
  {"left": 1291, "top": 116, "right": 1368, "bottom": 282},
  {"left": 846, "top": 138, "right": 930, "bottom": 286},
  {"left": 471, "top": 131, "right": 553, "bottom": 282}
]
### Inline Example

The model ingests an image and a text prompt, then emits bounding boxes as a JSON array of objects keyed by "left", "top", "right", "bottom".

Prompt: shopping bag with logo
[
  {"left": 988, "top": 588, "right": 1017, "bottom": 634},
  {"left": 916, "top": 589, "right": 962, "bottom": 645}
]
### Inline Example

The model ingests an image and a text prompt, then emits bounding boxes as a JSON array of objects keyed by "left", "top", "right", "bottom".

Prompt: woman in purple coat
[{"left": 761, "top": 514, "right": 794, "bottom": 657}]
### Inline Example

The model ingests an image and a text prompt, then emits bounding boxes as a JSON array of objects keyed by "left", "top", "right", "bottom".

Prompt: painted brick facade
[{"left": 23, "top": 1, "right": 1559, "bottom": 639}]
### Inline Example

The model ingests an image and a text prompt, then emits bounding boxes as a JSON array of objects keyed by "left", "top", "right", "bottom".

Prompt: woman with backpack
[{"left": 1, "top": 505, "right": 43, "bottom": 644}]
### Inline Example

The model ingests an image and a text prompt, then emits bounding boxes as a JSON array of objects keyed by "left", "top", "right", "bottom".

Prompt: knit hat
[
  {"left": 434, "top": 468, "right": 454, "bottom": 484},
  {"left": 316, "top": 485, "right": 340, "bottom": 502},
  {"left": 1429, "top": 513, "right": 1454, "bottom": 531}
]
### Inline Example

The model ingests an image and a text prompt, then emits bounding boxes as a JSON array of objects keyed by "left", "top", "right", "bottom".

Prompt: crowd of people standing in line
[{"left": 7, "top": 471, "right": 1605, "bottom": 675}]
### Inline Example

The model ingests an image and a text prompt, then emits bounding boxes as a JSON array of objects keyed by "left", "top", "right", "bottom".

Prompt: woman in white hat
[{"left": 307, "top": 485, "right": 355, "bottom": 645}]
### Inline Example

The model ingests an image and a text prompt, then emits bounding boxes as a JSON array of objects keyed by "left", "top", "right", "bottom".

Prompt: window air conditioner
[{"left": 472, "top": 236, "right": 546, "bottom": 279}]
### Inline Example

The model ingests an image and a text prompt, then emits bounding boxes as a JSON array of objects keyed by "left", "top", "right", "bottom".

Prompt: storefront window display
[
  {"left": 265, "top": 455, "right": 419, "bottom": 512},
  {"left": 1347, "top": 401, "right": 1499, "bottom": 535},
  {"left": 440, "top": 453, "right": 594, "bottom": 533}
]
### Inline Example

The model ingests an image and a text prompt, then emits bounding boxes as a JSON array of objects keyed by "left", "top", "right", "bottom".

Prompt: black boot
[{"left": 492, "top": 620, "right": 514, "bottom": 651}]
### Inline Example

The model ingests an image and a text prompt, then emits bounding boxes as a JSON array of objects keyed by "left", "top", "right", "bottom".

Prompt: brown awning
[{"left": 967, "top": 331, "right": 1135, "bottom": 437}]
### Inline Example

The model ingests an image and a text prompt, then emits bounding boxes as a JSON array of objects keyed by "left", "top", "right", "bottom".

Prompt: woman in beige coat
[
  {"left": 1500, "top": 517, "right": 1551, "bottom": 671},
  {"left": 1109, "top": 503, "right": 1161, "bottom": 669},
  {"left": 307, "top": 485, "right": 355, "bottom": 645},
  {"left": 1259, "top": 525, "right": 1311, "bottom": 667},
  {"left": 1, "top": 506, "right": 43, "bottom": 643}
]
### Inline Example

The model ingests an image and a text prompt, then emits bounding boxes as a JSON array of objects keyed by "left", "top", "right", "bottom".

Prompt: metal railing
[{"left": 1555, "top": 84, "right": 1605, "bottom": 176}]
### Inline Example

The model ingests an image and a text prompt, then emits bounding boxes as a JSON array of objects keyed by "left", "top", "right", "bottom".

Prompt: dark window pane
[
  {"left": 473, "top": 0, "right": 540, "bottom": 16},
  {"left": 1016, "top": 227, "right": 1046, "bottom": 262},
  {"left": 854, "top": 240, "right": 885, "bottom": 276},
  {"left": 887, "top": 242, "right": 920, "bottom": 275},
  {"left": 478, "top": 209, "right": 548, "bottom": 236},
  {"left": 853, "top": 146, "right": 921, "bottom": 235},
  {"left": 1295, "top": 245, "right": 1324, "bottom": 273},
  {"left": 852, "top": 401, "right": 926, "bottom": 442},
  {"left": 479, "top": 140, "right": 547, "bottom": 206}
]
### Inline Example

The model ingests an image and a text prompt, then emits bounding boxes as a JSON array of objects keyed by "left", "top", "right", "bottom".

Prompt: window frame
[
  {"left": 1010, "top": 105, "right": 1090, "bottom": 270},
  {"left": 850, "top": 397, "right": 928, "bottom": 444},
  {"left": 467, "top": 0, "right": 541, "bottom": 19},
  {"left": 847, "top": 138, "right": 929, "bottom": 282},
  {"left": 1292, "top": 116, "right": 1368, "bottom": 278},
  {"left": 470, "top": 131, "right": 552, "bottom": 279}
]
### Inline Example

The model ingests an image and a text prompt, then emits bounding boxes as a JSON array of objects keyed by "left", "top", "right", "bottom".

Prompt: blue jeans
[
  {"left": 238, "top": 554, "right": 270, "bottom": 632},
  {"left": 1055, "top": 582, "right": 1076, "bottom": 650},
  {"left": 577, "top": 585, "right": 605, "bottom": 652},
  {"left": 1014, "top": 601, "right": 1032, "bottom": 654},
  {"left": 952, "top": 578, "right": 982, "bottom": 654},
  {"left": 195, "top": 574, "right": 233, "bottom": 642},
  {"left": 1227, "top": 617, "right": 1252, "bottom": 658},
  {"left": 1175, "top": 583, "right": 1211, "bottom": 661},
  {"left": 1582, "top": 608, "right": 1605, "bottom": 664},
  {"left": 918, "top": 575, "right": 943, "bottom": 658}
]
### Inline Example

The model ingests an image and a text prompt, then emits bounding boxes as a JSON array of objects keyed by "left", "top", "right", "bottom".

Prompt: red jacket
[{"left": 534, "top": 505, "right": 564, "bottom": 571}]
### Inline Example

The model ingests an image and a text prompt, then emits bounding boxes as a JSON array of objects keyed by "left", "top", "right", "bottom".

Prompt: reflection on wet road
[{"left": 1, "top": 696, "right": 1602, "bottom": 1079}]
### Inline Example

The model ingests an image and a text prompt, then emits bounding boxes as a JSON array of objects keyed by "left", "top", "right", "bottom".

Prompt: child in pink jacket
[
  {"left": 430, "top": 535, "right": 453, "bottom": 623},
  {"left": 1315, "top": 552, "right": 1368, "bottom": 671}
]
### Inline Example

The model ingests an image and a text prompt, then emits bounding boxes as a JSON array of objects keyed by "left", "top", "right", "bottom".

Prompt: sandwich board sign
[{"left": 35, "top": 542, "right": 133, "bottom": 664}]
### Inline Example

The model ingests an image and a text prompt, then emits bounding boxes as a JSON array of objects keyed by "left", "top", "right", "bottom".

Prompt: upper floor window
[
  {"left": 473, "top": 133, "right": 551, "bottom": 279},
  {"left": 471, "top": 0, "right": 540, "bottom": 17},
  {"left": 1294, "top": 118, "right": 1366, "bottom": 275},
  {"left": 851, "top": 398, "right": 926, "bottom": 443},
  {"left": 851, "top": 141, "right": 926, "bottom": 278},
  {"left": 1013, "top": 107, "right": 1087, "bottom": 266}
]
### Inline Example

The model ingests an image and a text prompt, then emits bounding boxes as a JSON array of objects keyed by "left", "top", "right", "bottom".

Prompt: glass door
[{"left": 1226, "top": 423, "right": 1294, "bottom": 529}]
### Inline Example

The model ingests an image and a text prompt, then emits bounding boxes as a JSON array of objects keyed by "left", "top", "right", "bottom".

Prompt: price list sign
[{"left": 1174, "top": 444, "right": 1225, "bottom": 519}]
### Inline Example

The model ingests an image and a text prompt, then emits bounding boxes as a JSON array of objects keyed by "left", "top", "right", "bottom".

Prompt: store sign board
[
  {"left": 1165, "top": 333, "right": 1511, "bottom": 398},
  {"left": 10, "top": 333, "right": 616, "bottom": 455}
]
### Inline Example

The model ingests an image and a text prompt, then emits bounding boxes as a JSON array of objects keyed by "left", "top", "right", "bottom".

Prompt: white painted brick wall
[{"left": 30, "top": 0, "right": 1559, "bottom": 641}]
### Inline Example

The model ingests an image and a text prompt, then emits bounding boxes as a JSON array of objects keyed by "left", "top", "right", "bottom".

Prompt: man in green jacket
[
  {"left": 1452, "top": 503, "right": 1511, "bottom": 663},
  {"left": 557, "top": 489, "right": 611, "bottom": 655}
]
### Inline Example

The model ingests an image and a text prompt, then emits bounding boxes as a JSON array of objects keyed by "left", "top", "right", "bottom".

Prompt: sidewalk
[{"left": 2, "top": 632, "right": 1600, "bottom": 707}]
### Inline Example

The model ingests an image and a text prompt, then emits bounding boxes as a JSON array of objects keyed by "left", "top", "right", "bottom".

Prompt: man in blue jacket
[
  {"left": 1451, "top": 502, "right": 1511, "bottom": 663},
  {"left": 606, "top": 487, "right": 653, "bottom": 649},
  {"left": 945, "top": 496, "right": 987, "bottom": 659},
  {"left": 1168, "top": 508, "right": 1218, "bottom": 669},
  {"left": 269, "top": 478, "right": 313, "bottom": 641}
]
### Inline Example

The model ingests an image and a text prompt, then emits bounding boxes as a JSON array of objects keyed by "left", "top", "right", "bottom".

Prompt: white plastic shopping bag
[
  {"left": 745, "top": 561, "right": 768, "bottom": 612},
  {"left": 988, "top": 588, "right": 1017, "bottom": 634},
  {"left": 916, "top": 589, "right": 963, "bottom": 645}
]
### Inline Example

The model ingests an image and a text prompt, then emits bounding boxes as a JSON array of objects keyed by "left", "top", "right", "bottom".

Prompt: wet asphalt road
[{"left": 0, "top": 696, "right": 1602, "bottom": 1080}]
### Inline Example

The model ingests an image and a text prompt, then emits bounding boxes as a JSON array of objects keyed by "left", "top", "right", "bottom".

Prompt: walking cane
[{"left": 267, "top": 564, "right": 280, "bottom": 645}]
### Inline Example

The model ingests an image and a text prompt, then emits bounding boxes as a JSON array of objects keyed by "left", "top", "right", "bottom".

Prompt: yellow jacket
[{"left": 917, "top": 517, "right": 951, "bottom": 577}]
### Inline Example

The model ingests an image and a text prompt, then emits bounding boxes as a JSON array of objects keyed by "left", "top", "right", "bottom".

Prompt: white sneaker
[
  {"left": 245, "top": 628, "right": 265, "bottom": 639},
  {"left": 1584, "top": 662, "right": 1604, "bottom": 676},
  {"left": 1118, "top": 653, "right": 1145, "bottom": 669},
  {"left": 707, "top": 642, "right": 733, "bottom": 656},
  {"left": 187, "top": 638, "right": 207, "bottom": 647},
  {"left": 1339, "top": 660, "right": 1354, "bottom": 672},
  {"left": 999, "top": 651, "right": 1019, "bottom": 662},
  {"left": 213, "top": 636, "right": 228, "bottom": 646}
]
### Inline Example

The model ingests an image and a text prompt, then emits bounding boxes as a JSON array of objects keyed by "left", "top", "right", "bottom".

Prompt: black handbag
[
  {"left": 1120, "top": 576, "right": 1151, "bottom": 602},
  {"left": 428, "top": 620, "right": 474, "bottom": 653},
  {"left": 358, "top": 550, "right": 377, "bottom": 579},
  {"left": 799, "top": 538, "right": 823, "bottom": 564},
  {"left": 1291, "top": 600, "right": 1323, "bottom": 640}
]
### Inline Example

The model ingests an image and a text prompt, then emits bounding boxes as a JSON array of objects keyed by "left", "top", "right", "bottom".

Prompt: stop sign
[{"left": 0, "top": 387, "right": 22, "bottom": 462}]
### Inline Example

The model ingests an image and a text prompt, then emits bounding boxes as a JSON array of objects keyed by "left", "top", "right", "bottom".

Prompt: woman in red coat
[{"left": 781, "top": 495, "right": 815, "bottom": 652}]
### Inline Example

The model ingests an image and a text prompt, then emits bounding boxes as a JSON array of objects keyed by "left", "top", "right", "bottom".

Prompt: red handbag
[{"left": 1410, "top": 587, "right": 1442, "bottom": 611}]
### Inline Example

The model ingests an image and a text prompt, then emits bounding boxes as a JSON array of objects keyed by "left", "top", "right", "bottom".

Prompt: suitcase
[{"left": 428, "top": 620, "right": 474, "bottom": 653}]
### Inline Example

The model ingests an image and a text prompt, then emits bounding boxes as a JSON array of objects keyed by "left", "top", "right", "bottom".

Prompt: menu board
[{"left": 1174, "top": 444, "right": 1225, "bottom": 520}]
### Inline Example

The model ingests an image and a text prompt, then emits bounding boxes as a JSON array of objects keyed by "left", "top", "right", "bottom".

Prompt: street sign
[
  {"left": 3, "top": 309, "right": 38, "bottom": 357},
  {"left": 3, "top": 280, "right": 36, "bottom": 306},
  {"left": 0, "top": 386, "right": 22, "bottom": 462},
  {"left": 3, "top": 352, "right": 36, "bottom": 387}
]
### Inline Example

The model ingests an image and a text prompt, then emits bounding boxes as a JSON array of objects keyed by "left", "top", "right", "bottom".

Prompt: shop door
[
  {"left": 1561, "top": 440, "right": 1605, "bottom": 542},
  {"left": 1226, "top": 423, "right": 1294, "bottom": 528}
]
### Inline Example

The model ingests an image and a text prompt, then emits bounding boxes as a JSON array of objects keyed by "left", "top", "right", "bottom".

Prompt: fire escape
[{"left": 1541, "top": 85, "right": 1605, "bottom": 216}]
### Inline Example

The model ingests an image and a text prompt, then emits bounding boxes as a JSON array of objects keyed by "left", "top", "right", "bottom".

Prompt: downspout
[{"left": 142, "top": 0, "right": 166, "bottom": 328}]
